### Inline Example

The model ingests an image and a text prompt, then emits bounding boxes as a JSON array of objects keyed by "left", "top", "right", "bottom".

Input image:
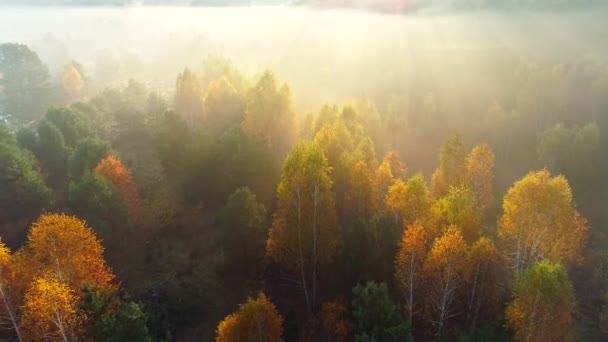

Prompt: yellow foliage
[
  {"left": 21, "top": 277, "right": 80, "bottom": 342},
  {"left": 20, "top": 213, "right": 115, "bottom": 293},
  {"left": 216, "top": 293, "right": 283, "bottom": 342}
]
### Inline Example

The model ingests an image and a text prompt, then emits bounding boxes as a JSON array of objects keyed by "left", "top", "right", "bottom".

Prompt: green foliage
[
  {"left": 351, "top": 281, "right": 412, "bottom": 342},
  {"left": 68, "top": 171, "right": 128, "bottom": 234},
  {"left": 80, "top": 285, "right": 152, "bottom": 342},
  {"left": 44, "top": 107, "right": 92, "bottom": 148},
  {"left": 69, "top": 138, "right": 110, "bottom": 180},
  {"left": 36, "top": 119, "right": 70, "bottom": 184},
  {"left": 216, "top": 187, "right": 267, "bottom": 279},
  {"left": 0, "top": 139, "right": 50, "bottom": 221},
  {"left": 0, "top": 43, "right": 52, "bottom": 121}
]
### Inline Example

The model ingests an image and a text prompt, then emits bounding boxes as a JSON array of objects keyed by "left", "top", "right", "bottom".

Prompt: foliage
[
  {"left": 216, "top": 293, "right": 283, "bottom": 342},
  {"left": 351, "top": 282, "right": 412, "bottom": 342}
]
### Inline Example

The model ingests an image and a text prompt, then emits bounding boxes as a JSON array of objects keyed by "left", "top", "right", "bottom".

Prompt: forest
[{"left": 1, "top": 3, "right": 608, "bottom": 342}]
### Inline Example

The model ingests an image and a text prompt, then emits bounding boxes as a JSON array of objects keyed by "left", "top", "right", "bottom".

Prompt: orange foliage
[
  {"left": 216, "top": 293, "right": 283, "bottom": 342},
  {"left": 95, "top": 155, "right": 142, "bottom": 222}
]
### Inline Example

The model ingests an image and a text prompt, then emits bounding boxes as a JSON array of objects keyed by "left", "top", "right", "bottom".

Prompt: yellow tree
[
  {"left": 373, "top": 151, "right": 406, "bottom": 208},
  {"left": 20, "top": 277, "right": 80, "bottom": 342},
  {"left": 61, "top": 62, "right": 85, "bottom": 103},
  {"left": 431, "top": 135, "right": 467, "bottom": 198},
  {"left": 394, "top": 222, "right": 427, "bottom": 322},
  {"left": 267, "top": 142, "right": 338, "bottom": 311},
  {"left": 385, "top": 174, "right": 431, "bottom": 227},
  {"left": 506, "top": 260, "right": 575, "bottom": 341},
  {"left": 345, "top": 159, "right": 374, "bottom": 223},
  {"left": 19, "top": 213, "right": 115, "bottom": 293},
  {"left": 466, "top": 237, "right": 501, "bottom": 328},
  {"left": 216, "top": 293, "right": 283, "bottom": 342},
  {"left": 0, "top": 240, "right": 22, "bottom": 342},
  {"left": 466, "top": 144, "right": 495, "bottom": 216},
  {"left": 498, "top": 170, "right": 588, "bottom": 274},
  {"left": 424, "top": 226, "right": 469, "bottom": 340}
]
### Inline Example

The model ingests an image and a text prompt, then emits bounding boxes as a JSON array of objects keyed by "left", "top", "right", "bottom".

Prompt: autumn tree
[
  {"left": 498, "top": 170, "right": 588, "bottom": 274},
  {"left": 95, "top": 155, "right": 142, "bottom": 222},
  {"left": 506, "top": 260, "right": 576, "bottom": 341},
  {"left": 385, "top": 174, "right": 431, "bottom": 226},
  {"left": 19, "top": 213, "right": 115, "bottom": 293},
  {"left": 0, "top": 240, "right": 22, "bottom": 341},
  {"left": 216, "top": 293, "right": 283, "bottom": 342},
  {"left": 20, "top": 277, "right": 80, "bottom": 342},
  {"left": 466, "top": 237, "right": 501, "bottom": 328},
  {"left": 394, "top": 222, "right": 427, "bottom": 322},
  {"left": 424, "top": 226, "right": 469, "bottom": 340},
  {"left": 62, "top": 61, "right": 85, "bottom": 103},
  {"left": 431, "top": 134, "right": 467, "bottom": 198},
  {"left": 320, "top": 299, "right": 352, "bottom": 342},
  {"left": 465, "top": 144, "right": 495, "bottom": 216},
  {"left": 175, "top": 68, "right": 203, "bottom": 126},
  {"left": 266, "top": 141, "right": 338, "bottom": 311},
  {"left": 373, "top": 151, "right": 407, "bottom": 208}
]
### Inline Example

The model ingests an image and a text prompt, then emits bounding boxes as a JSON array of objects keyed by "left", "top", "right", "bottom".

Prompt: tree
[
  {"left": 80, "top": 285, "right": 151, "bottom": 342},
  {"left": 424, "top": 226, "right": 469, "bottom": 340},
  {"left": 431, "top": 134, "right": 467, "bottom": 198},
  {"left": 385, "top": 175, "right": 431, "bottom": 226},
  {"left": 466, "top": 237, "right": 501, "bottom": 328},
  {"left": 394, "top": 222, "right": 427, "bottom": 322},
  {"left": 266, "top": 141, "right": 338, "bottom": 311},
  {"left": 320, "top": 299, "right": 352, "bottom": 342},
  {"left": 61, "top": 62, "right": 85, "bottom": 103},
  {"left": 69, "top": 138, "right": 109, "bottom": 181},
  {"left": 203, "top": 76, "right": 246, "bottom": 136},
  {"left": 19, "top": 213, "right": 115, "bottom": 293},
  {"left": 175, "top": 68, "right": 203, "bottom": 126},
  {"left": 0, "top": 140, "right": 50, "bottom": 226},
  {"left": 465, "top": 144, "right": 495, "bottom": 216},
  {"left": 95, "top": 155, "right": 142, "bottom": 222},
  {"left": 373, "top": 151, "right": 407, "bottom": 209},
  {"left": 428, "top": 185, "right": 480, "bottom": 243},
  {"left": 0, "top": 43, "right": 51, "bottom": 121},
  {"left": 36, "top": 119, "right": 69, "bottom": 186},
  {"left": 351, "top": 282, "right": 411, "bottom": 342},
  {"left": 0, "top": 240, "right": 22, "bottom": 342},
  {"left": 505, "top": 260, "right": 575, "bottom": 342},
  {"left": 216, "top": 293, "right": 283, "bottom": 342},
  {"left": 216, "top": 187, "right": 267, "bottom": 281},
  {"left": 20, "top": 277, "right": 80, "bottom": 342},
  {"left": 242, "top": 70, "right": 296, "bottom": 157},
  {"left": 498, "top": 170, "right": 589, "bottom": 274}
]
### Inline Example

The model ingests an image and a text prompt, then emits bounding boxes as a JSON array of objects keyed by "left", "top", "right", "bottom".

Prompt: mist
[{"left": 1, "top": 3, "right": 608, "bottom": 341}]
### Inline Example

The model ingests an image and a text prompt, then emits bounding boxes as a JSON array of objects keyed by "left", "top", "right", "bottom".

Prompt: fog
[{"left": 1, "top": 6, "right": 607, "bottom": 112}]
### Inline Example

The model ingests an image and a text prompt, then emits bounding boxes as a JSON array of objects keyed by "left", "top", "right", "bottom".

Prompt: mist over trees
[{"left": 0, "top": 3, "right": 608, "bottom": 342}]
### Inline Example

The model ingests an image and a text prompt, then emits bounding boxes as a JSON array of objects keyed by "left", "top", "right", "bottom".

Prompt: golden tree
[
  {"left": 424, "top": 226, "right": 469, "bottom": 340},
  {"left": 466, "top": 144, "right": 495, "bottom": 216},
  {"left": 431, "top": 135, "right": 467, "bottom": 198},
  {"left": 394, "top": 222, "right": 427, "bottom": 322},
  {"left": 216, "top": 293, "right": 283, "bottom": 342},
  {"left": 21, "top": 277, "right": 80, "bottom": 342},
  {"left": 466, "top": 237, "right": 501, "bottom": 327},
  {"left": 428, "top": 185, "right": 481, "bottom": 243},
  {"left": 373, "top": 151, "right": 406, "bottom": 208},
  {"left": 385, "top": 175, "right": 431, "bottom": 226},
  {"left": 0, "top": 240, "right": 22, "bottom": 341},
  {"left": 20, "top": 213, "right": 115, "bottom": 293},
  {"left": 498, "top": 170, "right": 588, "bottom": 274},
  {"left": 267, "top": 142, "right": 338, "bottom": 311}
]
